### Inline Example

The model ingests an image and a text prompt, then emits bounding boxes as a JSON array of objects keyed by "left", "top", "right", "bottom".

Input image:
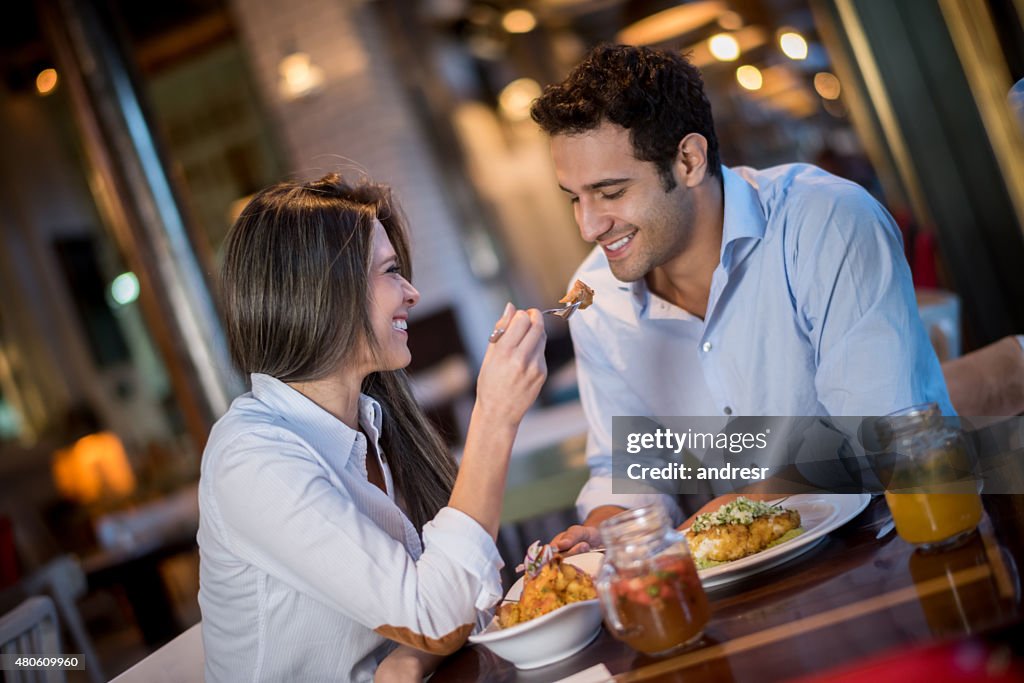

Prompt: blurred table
[
  {"left": 81, "top": 484, "right": 199, "bottom": 647},
  {"left": 435, "top": 495, "right": 1024, "bottom": 682},
  {"left": 502, "top": 431, "right": 589, "bottom": 525}
]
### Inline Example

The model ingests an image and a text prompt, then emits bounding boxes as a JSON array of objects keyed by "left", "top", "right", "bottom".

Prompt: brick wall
[{"left": 228, "top": 0, "right": 500, "bottom": 364}]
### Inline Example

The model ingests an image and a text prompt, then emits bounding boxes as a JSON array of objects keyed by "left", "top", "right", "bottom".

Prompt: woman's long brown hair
[{"left": 220, "top": 173, "right": 456, "bottom": 532}]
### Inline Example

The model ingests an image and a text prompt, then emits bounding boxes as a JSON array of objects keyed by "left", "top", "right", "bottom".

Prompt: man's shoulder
[
  {"left": 736, "top": 163, "right": 876, "bottom": 217},
  {"left": 736, "top": 164, "right": 895, "bottom": 254}
]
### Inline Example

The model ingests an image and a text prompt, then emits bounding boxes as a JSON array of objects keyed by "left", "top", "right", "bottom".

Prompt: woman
[{"left": 197, "top": 173, "right": 546, "bottom": 682}]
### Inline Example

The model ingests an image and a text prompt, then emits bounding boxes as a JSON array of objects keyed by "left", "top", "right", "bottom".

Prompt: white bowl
[{"left": 469, "top": 552, "right": 605, "bottom": 669}]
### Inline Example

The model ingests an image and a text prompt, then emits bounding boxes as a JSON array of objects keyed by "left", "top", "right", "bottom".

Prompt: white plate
[
  {"left": 469, "top": 553, "right": 604, "bottom": 669},
  {"left": 690, "top": 493, "right": 871, "bottom": 589}
]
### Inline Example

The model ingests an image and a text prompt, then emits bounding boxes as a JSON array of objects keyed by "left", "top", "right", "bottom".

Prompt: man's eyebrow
[{"left": 558, "top": 178, "right": 631, "bottom": 194}]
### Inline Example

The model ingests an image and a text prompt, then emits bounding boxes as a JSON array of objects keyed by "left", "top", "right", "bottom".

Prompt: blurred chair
[
  {"left": 109, "top": 621, "right": 203, "bottom": 683},
  {"left": 0, "top": 595, "right": 64, "bottom": 683},
  {"left": 942, "top": 336, "right": 1024, "bottom": 416},
  {"left": 0, "top": 555, "right": 103, "bottom": 683}
]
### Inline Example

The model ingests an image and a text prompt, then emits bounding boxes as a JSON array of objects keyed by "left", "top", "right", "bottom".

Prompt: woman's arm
[
  {"left": 374, "top": 646, "right": 444, "bottom": 682},
  {"left": 206, "top": 306, "right": 546, "bottom": 656}
]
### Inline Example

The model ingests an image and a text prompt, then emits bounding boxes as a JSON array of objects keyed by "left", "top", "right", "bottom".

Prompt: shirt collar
[
  {"left": 719, "top": 165, "right": 767, "bottom": 271},
  {"left": 624, "top": 166, "right": 765, "bottom": 320},
  {"left": 249, "top": 372, "right": 383, "bottom": 469}
]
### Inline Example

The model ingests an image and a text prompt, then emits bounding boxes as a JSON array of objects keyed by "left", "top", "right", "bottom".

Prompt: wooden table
[{"left": 434, "top": 495, "right": 1024, "bottom": 682}]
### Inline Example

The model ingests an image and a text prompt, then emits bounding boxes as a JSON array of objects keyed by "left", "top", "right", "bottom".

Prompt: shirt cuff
[
  {"left": 1016, "top": 335, "right": 1024, "bottom": 352},
  {"left": 422, "top": 507, "right": 504, "bottom": 611},
  {"left": 575, "top": 475, "right": 683, "bottom": 526}
]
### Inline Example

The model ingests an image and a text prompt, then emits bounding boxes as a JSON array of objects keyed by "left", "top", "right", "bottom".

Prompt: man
[{"left": 529, "top": 45, "right": 953, "bottom": 552}]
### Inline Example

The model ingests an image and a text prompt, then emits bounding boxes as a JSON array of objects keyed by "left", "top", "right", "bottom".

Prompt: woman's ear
[{"left": 677, "top": 134, "right": 709, "bottom": 187}]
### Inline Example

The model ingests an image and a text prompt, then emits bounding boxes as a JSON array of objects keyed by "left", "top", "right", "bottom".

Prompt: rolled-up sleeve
[
  {"left": 421, "top": 508, "right": 503, "bottom": 611},
  {"left": 206, "top": 432, "right": 503, "bottom": 655},
  {"left": 791, "top": 186, "right": 955, "bottom": 416}
]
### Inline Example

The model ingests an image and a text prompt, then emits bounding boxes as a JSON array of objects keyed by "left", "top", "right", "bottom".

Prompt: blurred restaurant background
[{"left": 0, "top": 0, "right": 1022, "bottom": 678}]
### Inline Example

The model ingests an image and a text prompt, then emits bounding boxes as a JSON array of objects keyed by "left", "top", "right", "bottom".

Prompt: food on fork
[
  {"left": 497, "top": 542, "right": 597, "bottom": 628},
  {"left": 559, "top": 279, "right": 595, "bottom": 310},
  {"left": 685, "top": 497, "right": 802, "bottom": 569}
]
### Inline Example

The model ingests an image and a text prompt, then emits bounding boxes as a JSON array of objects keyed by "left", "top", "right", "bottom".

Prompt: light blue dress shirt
[
  {"left": 570, "top": 164, "right": 954, "bottom": 522},
  {"left": 198, "top": 373, "right": 502, "bottom": 682}
]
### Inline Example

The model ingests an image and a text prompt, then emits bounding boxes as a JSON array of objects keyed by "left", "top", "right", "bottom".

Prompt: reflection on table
[{"left": 434, "top": 495, "right": 1024, "bottom": 683}]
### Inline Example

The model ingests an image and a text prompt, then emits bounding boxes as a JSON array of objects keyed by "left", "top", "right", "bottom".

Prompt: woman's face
[{"left": 365, "top": 219, "right": 420, "bottom": 372}]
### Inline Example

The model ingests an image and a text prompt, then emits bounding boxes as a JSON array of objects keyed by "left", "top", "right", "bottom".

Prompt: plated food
[
  {"left": 686, "top": 497, "right": 803, "bottom": 570},
  {"left": 559, "top": 279, "right": 595, "bottom": 310},
  {"left": 498, "top": 542, "right": 597, "bottom": 628},
  {"left": 468, "top": 549, "right": 603, "bottom": 669}
]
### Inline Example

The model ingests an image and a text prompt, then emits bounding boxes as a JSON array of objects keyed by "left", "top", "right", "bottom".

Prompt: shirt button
[
  {"left": 702, "top": 341, "right": 713, "bottom": 353},
  {"left": 724, "top": 406, "right": 733, "bottom": 415}
]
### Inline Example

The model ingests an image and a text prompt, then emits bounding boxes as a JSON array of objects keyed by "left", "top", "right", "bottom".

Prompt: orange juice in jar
[
  {"left": 596, "top": 505, "right": 710, "bottom": 656},
  {"left": 878, "top": 404, "right": 982, "bottom": 550},
  {"left": 884, "top": 491, "right": 982, "bottom": 546}
]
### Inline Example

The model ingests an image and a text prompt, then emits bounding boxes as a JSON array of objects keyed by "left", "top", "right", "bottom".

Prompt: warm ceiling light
[
  {"left": 814, "top": 72, "right": 841, "bottom": 100},
  {"left": 736, "top": 65, "right": 763, "bottom": 91},
  {"left": 708, "top": 33, "right": 740, "bottom": 61},
  {"left": 36, "top": 68, "right": 58, "bottom": 95},
  {"left": 686, "top": 26, "right": 767, "bottom": 68},
  {"left": 499, "top": 78, "right": 542, "bottom": 121},
  {"left": 617, "top": 1, "right": 724, "bottom": 45},
  {"left": 779, "top": 31, "right": 808, "bottom": 60},
  {"left": 718, "top": 11, "right": 743, "bottom": 31},
  {"left": 278, "top": 52, "right": 324, "bottom": 100},
  {"left": 502, "top": 9, "right": 537, "bottom": 33}
]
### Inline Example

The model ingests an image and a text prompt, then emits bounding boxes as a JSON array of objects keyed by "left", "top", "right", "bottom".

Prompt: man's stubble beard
[{"left": 608, "top": 189, "right": 696, "bottom": 284}]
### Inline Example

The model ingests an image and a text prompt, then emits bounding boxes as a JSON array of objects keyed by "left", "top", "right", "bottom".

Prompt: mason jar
[
  {"left": 876, "top": 403, "right": 983, "bottom": 550},
  {"left": 595, "top": 504, "right": 710, "bottom": 656}
]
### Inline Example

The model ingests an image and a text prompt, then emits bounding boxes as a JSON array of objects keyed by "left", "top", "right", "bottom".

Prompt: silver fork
[
  {"left": 541, "top": 301, "right": 582, "bottom": 320},
  {"left": 489, "top": 301, "right": 582, "bottom": 343}
]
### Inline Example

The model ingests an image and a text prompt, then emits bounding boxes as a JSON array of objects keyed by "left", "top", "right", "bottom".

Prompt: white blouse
[{"left": 198, "top": 373, "right": 503, "bottom": 682}]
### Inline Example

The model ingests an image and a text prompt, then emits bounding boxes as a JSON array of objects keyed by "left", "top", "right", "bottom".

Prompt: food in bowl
[
  {"left": 498, "top": 542, "right": 597, "bottom": 628},
  {"left": 685, "top": 497, "right": 803, "bottom": 569},
  {"left": 468, "top": 551, "right": 604, "bottom": 669},
  {"left": 559, "top": 279, "right": 595, "bottom": 310}
]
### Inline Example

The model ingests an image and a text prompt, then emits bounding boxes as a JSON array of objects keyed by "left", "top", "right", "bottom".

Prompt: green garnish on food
[
  {"left": 766, "top": 528, "right": 804, "bottom": 549},
  {"left": 691, "top": 497, "right": 782, "bottom": 533}
]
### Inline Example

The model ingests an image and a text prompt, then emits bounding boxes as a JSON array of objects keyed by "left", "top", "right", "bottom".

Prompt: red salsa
[{"left": 606, "top": 554, "right": 710, "bottom": 655}]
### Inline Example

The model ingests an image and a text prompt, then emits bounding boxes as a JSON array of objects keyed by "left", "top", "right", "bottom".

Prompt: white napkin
[{"left": 552, "top": 663, "right": 614, "bottom": 683}]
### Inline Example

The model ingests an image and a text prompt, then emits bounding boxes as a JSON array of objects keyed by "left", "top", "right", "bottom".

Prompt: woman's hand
[{"left": 476, "top": 303, "right": 548, "bottom": 427}]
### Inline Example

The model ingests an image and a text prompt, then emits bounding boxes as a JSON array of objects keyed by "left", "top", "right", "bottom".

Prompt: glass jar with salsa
[{"left": 595, "top": 505, "right": 710, "bottom": 656}]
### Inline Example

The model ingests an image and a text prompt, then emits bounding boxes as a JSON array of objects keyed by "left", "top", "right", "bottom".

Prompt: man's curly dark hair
[{"left": 531, "top": 44, "right": 720, "bottom": 189}]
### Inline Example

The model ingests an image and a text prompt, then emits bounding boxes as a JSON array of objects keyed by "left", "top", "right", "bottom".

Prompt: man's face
[{"left": 550, "top": 121, "right": 695, "bottom": 283}]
